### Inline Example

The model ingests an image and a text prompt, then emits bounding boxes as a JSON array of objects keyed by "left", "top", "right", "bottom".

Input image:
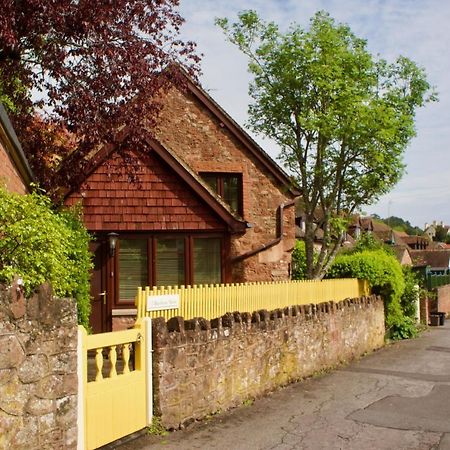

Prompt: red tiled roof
[{"left": 410, "top": 250, "right": 450, "bottom": 269}]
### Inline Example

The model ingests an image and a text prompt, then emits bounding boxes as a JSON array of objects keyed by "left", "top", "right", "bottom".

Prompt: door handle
[{"left": 99, "top": 291, "right": 107, "bottom": 304}]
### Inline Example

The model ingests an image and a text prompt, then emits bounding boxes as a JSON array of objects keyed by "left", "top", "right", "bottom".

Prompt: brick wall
[
  {"left": 156, "top": 87, "right": 296, "bottom": 282},
  {"left": 0, "top": 281, "right": 78, "bottom": 449},
  {"left": 152, "top": 295, "right": 385, "bottom": 429},
  {"left": 0, "top": 140, "right": 28, "bottom": 195},
  {"left": 436, "top": 284, "right": 450, "bottom": 315}
]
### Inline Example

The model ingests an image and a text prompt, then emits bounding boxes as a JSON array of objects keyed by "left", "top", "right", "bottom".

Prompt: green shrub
[
  {"left": 327, "top": 249, "right": 414, "bottom": 338},
  {"left": 350, "top": 232, "right": 386, "bottom": 253},
  {"left": 291, "top": 240, "right": 307, "bottom": 280},
  {"left": 291, "top": 239, "right": 320, "bottom": 280},
  {"left": 390, "top": 316, "right": 418, "bottom": 340},
  {"left": 0, "top": 187, "right": 92, "bottom": 327}
]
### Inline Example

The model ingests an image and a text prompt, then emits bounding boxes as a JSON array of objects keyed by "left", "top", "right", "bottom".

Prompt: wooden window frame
[
  {"left": 200, "top": 172, "right": 243, "bottom": 216},
  {"left": 113, "top": 233, "right": 225, "bottom": 307}
]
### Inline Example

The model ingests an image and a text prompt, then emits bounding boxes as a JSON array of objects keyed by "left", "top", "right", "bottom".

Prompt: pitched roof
[
  {"left": 0, "top": 104, "right": 34, "bottom": 187},
  {"left": 65, "top": 128, "right": 247, "bottom": 233},
  {"left": 410, "top": 250, "right": 450, "bottom": 269}
]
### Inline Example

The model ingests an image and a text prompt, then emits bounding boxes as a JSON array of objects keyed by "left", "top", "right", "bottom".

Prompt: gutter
[{"left": 231, "top": 200, "right": 296, "bottom": 262}]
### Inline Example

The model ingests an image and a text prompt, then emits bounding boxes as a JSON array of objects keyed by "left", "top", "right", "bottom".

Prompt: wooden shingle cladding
[
  {"left": 0, "top": 104, "right": 34, "bottom": 193},
  {"left": 65, "top": 144, "right": 245, "bottom": 233}
]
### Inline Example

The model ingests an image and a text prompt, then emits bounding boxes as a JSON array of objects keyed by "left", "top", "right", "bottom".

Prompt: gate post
[
  {"left": 143, "top": 317, "right": 153, "bottom": 425},
  {"left": 77, "top": 326, "right": 87, "bottom": 450}
]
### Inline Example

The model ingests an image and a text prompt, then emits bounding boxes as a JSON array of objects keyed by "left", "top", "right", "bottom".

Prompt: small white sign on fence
[{"left": 146, "top": 294, "right": 180, "bottom": 311}]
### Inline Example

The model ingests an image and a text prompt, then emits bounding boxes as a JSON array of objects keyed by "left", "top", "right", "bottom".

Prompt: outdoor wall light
[{"left": 107, "top": 232, "right": 119, "bottom": 257}]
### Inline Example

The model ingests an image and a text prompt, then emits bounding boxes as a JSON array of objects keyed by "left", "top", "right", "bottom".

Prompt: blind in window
[
  {"left": 119, "top": 239, "right": 148, "bottom": 302},
  {"left": 156, "top": 238, "right": 185, "bottom": 287},
  {"left": 193, "top": 238, "right": 221, "bottom": 285}
]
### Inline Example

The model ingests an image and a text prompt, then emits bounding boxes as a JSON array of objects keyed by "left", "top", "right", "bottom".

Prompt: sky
[{"left": 178, "top": 0, "right": 450, "bottom": 229}]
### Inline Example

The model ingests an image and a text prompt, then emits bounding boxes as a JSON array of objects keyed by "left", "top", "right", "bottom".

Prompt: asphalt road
[{"left": 111, "top": 323, "right": 450, "bottom": 450}]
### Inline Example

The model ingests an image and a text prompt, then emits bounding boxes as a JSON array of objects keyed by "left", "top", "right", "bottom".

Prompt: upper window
[{"left": 201, "top": 172, "right": 243, "bottom": 215}]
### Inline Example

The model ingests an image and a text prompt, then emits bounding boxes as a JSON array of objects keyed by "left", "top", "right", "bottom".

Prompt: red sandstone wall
[
  {"left": 153, "top": 295, "right": 385, "bottom": 429},
  {"left": 0, "top": 140, "right": 28, "bottom": 194},
  {"left": 437, "top": 285, "right": 450, "bottom": 315},
  {"left": 156, "top": 88, "right": 296, "bottom": 281}
]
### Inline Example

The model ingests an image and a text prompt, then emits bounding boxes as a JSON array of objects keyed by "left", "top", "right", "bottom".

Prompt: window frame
[
  {"left": 200, "top": 172, "right": 243, "bottom": 216},
  {"left": 114, "top": 233, "right": 225, "bottom": 306}
]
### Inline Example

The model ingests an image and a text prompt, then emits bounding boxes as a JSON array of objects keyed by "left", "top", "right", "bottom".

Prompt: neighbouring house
[
  {"left": 423, "top": 221, "right": 450, "bottom": 241},
  {"left": 410, "top": 250, "right": 450, "bottom": 275},
  {"left": 401, "top": 234, "right": 430, "bottom": 250},
  {"left": 0, "top": 104, "right": 34, "bottom": 193},
  {"left": 294, "top": 199, "right": 325, "bottom": 252},
  {"left": 65, "top": 74, "right": 299, "bottom": 332}
]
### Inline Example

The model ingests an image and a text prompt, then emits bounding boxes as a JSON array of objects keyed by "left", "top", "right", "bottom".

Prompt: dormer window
[{"left": 201, "top": 172, "right": 243, "bottom": 215}]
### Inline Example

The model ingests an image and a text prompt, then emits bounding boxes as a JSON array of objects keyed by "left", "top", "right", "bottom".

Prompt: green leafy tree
[
  {"left": 377, "top": 215, "right": 423, "bottom": 235},
  {"left": 292, "top": 240, "right": 309, "bottom": 280},
  {"left": 0, "top": 187, "right": 92, "bottom": 327},
  {"left": 434, "top": 225, "right": 448, "bottom": 242},
  {"left": 217, "top": 11, "right": 436, "bottom": 279}
]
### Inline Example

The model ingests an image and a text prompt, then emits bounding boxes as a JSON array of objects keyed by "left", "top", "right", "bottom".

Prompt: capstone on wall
[
  {"left": 0, "top": 281, "right": 78, "bottom": 449},
  {"left": 156, "top": 87, "right": 296, "bottom": 282},
  {"left": 152, "top": 295, "right": 385, "bottom": 429}
]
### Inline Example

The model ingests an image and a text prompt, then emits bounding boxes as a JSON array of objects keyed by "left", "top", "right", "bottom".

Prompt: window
[
  {"left": 201, "top": 172, "right": 242, "bottom": 215},
  {"left": 118, "top": 239, "right": 148, "bottom": 303},
  {"left": 116, "top": 235, "right": 223, "bottom": 303},
  {"left": 193, "top": 238, "right": 221, "bottom": 284},
  {"left": 156, "top": 238, "right": 185, "bottom": 286}
]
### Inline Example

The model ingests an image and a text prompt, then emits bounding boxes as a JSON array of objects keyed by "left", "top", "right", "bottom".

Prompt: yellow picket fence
[
  {"left": 136, "top": 278, "right": 369, "bottom": 321},
  {"left": 78, "top": 319, "right": 152, "bottom": 450}
]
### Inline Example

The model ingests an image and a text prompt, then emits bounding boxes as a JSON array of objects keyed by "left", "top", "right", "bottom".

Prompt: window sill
[{"left": 112, "top": 308, "right": 137, "bottom": 316}]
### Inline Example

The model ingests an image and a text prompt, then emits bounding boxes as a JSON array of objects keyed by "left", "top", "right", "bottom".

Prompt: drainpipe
[{"left": 231, "top": 200, "right": 296, "bottom": 262}]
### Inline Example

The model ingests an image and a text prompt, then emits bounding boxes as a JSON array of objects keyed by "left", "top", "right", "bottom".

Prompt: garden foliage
[
  {"left": 217, "top": 11, "right": 436, "bottom": 279},
  {"left": 0, "top": 187, "right": 92, "bottom": 327},
  {"left": 327, "top": 237, "right": 421, "bottom": 339}
]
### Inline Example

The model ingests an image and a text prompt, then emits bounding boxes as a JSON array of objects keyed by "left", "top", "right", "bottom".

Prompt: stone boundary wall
[
  {"left": 152, "top": 295, "right": 385, "bottom": 429},
  {"left": 436, "top": 285, "right": 450, "bottom": 315},
  {"left": 0, "top": 281, "right": 78, "bottom": 449}
]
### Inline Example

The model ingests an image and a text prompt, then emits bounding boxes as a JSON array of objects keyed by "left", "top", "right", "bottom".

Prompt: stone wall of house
[
  {"left": 0, "top": 281, "right": 78, "bottom": 449},
  {"left": 156, "top": 87, "right": 296, "bottom": 282},
  {"left": 152, "top": 295, "right": 385, "bottom": 429},
  {"left": 0, "top": 140, "right": 28, "bottom": 195}
]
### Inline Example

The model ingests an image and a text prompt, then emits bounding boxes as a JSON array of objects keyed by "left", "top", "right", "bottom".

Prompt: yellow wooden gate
[{"left": 78, "top": 318, "right": 152, "bottom": 449}]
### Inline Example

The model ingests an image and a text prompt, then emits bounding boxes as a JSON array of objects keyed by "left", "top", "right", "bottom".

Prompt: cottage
[{"left": 65, "top": 74, "right": 298, "bottom": 332}]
